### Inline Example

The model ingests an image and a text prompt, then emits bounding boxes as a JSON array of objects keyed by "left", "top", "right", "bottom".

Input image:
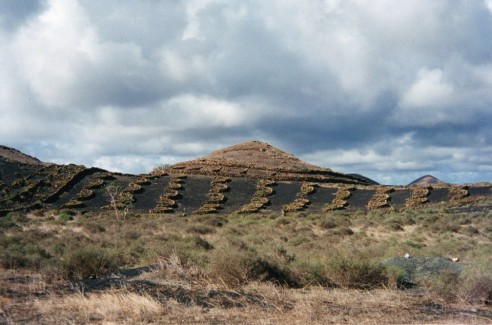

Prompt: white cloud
[
  {"left": 485, "top": 0, "right": 492, "bottom": 13},
  {"left": 164, "top": 94, "right": 251, "bottom": 129},
  {"left": 400, "top": 68, "right": 453, "bottom": 108},
  {"left": 1, "top": 0, "right": 492, "bottom": 184}
]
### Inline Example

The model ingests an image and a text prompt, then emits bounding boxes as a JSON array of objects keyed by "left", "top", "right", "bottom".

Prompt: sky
[{"left": 1, "top": 0, "right": 492, "bottom": 185}]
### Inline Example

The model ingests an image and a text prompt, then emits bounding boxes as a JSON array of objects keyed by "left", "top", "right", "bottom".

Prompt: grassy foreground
[{"left": 1, "top": 198, "right": 491, "bottom": 324}]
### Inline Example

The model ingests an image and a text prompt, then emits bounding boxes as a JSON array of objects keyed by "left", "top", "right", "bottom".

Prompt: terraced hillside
[{"left": 0, "top": 143, "right": 491, "bottom": 216}]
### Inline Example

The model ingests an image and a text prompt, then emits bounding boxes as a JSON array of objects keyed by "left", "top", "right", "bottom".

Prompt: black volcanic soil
[
  {"left": 133, "top": 176, "right": 171, "bottom": 211},
  {"left": 221, "top": 178, "right": 257, "bottom": 214},
  {"left": 0, "top": 161, "right": 44, "bottom": 183},
  {"left": 266, "top": 182, "right": 302, "bottom": 212},
  {"left": 1, "top": 144, "right": 491, "bottom": 215},
  {"left": 389, "top": 189, "right": 413, "bottom": 209},
  {"left": 427, "top": 188, "right": 449, "bottom": 203},
  {"left": 305, "top": 187, "right": 337, "bottom": 211},
  {"left": 469, "top": 186, "right": 492, "bottom": 197},
  {"left": 346, "top": 189, "right": 375, "bottom": 209},
  {"left": 176, "top": 176, "right": 213, "bottom": 215}
]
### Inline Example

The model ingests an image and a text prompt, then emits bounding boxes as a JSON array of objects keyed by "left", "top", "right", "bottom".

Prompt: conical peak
[
  {"left": 164, "top": 141, "right": 369, "bottom": 184},
  {"left": 200, "top": 140, "right": 323, "bottom": 171},
  {"left": 408, "top": 175, "right": 445, "bottom": 186}
]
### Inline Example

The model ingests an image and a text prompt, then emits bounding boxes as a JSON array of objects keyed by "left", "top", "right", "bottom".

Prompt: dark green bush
[
  {"left": 0, "top": 215, "right": 19, "bottom": 230},
  {"left": 59, "top": 213, "right": 73, "bottom": 222}
]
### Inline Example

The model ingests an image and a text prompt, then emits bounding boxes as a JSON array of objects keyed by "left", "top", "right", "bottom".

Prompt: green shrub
[
  {"left": 0, "top": 236, "right": 52, "bottom": 269},
  {"left": 61, "top": 247, "right": 124, "bottom": 279},
  {"left": 208, "top": 247, "right": 300, "bottom": 288},
  {"left": 325, "top": 252, "right": 388, "bottom": 289},
  {"left": 194, "top": 236, "right": 214, "bottom": 250},
  {"left": 83, "top": 222, "right": 106, "bottom": 233},
  {"left": 59, "top": 213, "right": 73, "bottom": 222},
  {"left": 292, "top": 260, "right": 333, "bottom": 287},
  {"left": 289, "top": 235, "right": 310, "bottom": 246},
  {"left": 0, "top": 215, "right": 19, "bottom": 230},
  {"left": 418, "top": 270, "right": 460, "bottom": 302},
  {"left": 326, "top": 227, "right": 354, "bottom": 237},
  {"left": 185, "top": 225, "right": 216, "bottom": 235},
  {"left": 461, "top": 225, "right": 479, "bottom": 236},
  {"left": 319, "top": 217, "right": 337, "bottom": 229},
  {"left": 385, "top": 220, "right": 404, "bottom": 231},
  {"left": 202, "top": 216, "right": 228, "bottom": 227},
  {"left": 404, "top": 240, "right": 426, "bottom": 249}
]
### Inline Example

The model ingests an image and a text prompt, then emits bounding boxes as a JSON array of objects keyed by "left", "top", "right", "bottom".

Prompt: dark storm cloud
[{"left": 1, "top": 0, "right": 491, "bottom": 184}]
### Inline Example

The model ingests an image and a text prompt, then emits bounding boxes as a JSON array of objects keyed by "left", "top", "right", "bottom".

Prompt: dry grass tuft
[{"left": 36, "top": 291, "right": 163, "bottom": 323}]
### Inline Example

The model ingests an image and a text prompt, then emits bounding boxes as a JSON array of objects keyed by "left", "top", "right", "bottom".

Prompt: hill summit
[
  {"left": 408, "top": 175, "right": 445, "bottom": 186},
  {"left": 0, "top": 145, "right": 45, "bottom": 165},
  {"left": 162, "top": 141, "right": 368, "bottom": 184}
]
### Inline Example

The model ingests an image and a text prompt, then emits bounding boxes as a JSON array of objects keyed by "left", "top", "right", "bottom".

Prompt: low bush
[
  {"left": 208, "top": 247, "right": 300, "bottom": 288},
  {"left": 461, "top": 274, "right": 492, "bottom": 305},
  {"left": 325, "top": 251, "right": 388, "bottom": 289},
  {"left": 418, "top": 270, "right": 460, "bottom": 303},
  {"left": 0, "top": 236, "right": 52, "bottom": 269},
  {"left": 185, "top": 225, "right": 216, "bottom": 235},
  {"left": 61, "top": 247, "right": 124, "bottom": 279},
  {"left": 0, "top": 214, "right": 19, "bottom": 230}
]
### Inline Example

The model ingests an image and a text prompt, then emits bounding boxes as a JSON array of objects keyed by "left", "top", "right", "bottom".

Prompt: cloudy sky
[{"left": 1, "top": 0, "right": 491, "bottom": 185}]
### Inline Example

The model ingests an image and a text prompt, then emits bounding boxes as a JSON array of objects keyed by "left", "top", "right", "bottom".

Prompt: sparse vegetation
[{"left": 0, "top": 200, "right": 491, "bottom": 323}]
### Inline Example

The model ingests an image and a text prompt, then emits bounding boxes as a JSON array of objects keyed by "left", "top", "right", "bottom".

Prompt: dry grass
[
  {"left": 1, "top": 200, "right": 491, "bottom": 324},
  {"left": 20, "top": 283, "right": 491, "bottom": 324},
  {"left": 35, "top": 291, "right": 163, "bottom": 324}
]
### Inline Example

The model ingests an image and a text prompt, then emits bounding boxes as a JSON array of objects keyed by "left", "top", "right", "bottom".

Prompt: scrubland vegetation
[{"left": 1, "top": 199, "right": 491, "bottom": 324}]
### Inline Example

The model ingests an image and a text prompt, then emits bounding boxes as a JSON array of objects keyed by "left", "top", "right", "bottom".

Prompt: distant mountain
[
  {"left": 0, "top": 145, "right": 45, "bottom": 165},
  {"left": 348, "top": 174, "right": 379, "bottom": 185},
  {"left": 408, "top": 175, "right": 445, "bottom": 186}
]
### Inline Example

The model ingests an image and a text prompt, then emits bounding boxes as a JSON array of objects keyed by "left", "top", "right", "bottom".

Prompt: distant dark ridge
[
  {"left": 408, "top": 175, "right": 445, "bottom": 186},
  {"left": 348, "top": 174, "right": 379, "bottom": 185},
  {"left": 0, "top": 145, "right": 46, "bottom": 165}
]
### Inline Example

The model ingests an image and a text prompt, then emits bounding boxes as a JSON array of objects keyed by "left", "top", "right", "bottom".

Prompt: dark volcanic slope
[
  {"left": 221, "top": 178, "right": 257, "bottom": 214},
  {"left": 1, "top": 144, "right": 491, "bottom": 215},
  {"left": 348, "top": 174, "right": 379, "bottom": 185},
  {"left": 161, "top": 141, "right": 369, "bottom": 185}
]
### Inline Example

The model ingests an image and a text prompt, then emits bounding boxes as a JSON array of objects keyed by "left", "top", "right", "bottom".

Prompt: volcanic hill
[
  {"left": 0, "top": 145, "right": 46, "bottom": 165},
  {"left": 1, "top": 142, "right": 491, "bottom": 216},
  {"left": 408, "top": 175, "right": 445, "bottom": 186},
  {"left": 161, "top": 141, "right": 368, "bottom": 185}
]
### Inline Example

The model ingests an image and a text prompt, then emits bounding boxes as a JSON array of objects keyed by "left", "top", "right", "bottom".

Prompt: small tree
[
  {"left": 152, "top": 163, "right": 172, "bottom": 172},
  {"left": 105, "top": 185, "right": 133, "bottom": 220}
]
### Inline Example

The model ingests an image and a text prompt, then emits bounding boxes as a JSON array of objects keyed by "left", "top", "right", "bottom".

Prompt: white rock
[{"left": 404, "top": 253, "right": 411, "bottom": 259}]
